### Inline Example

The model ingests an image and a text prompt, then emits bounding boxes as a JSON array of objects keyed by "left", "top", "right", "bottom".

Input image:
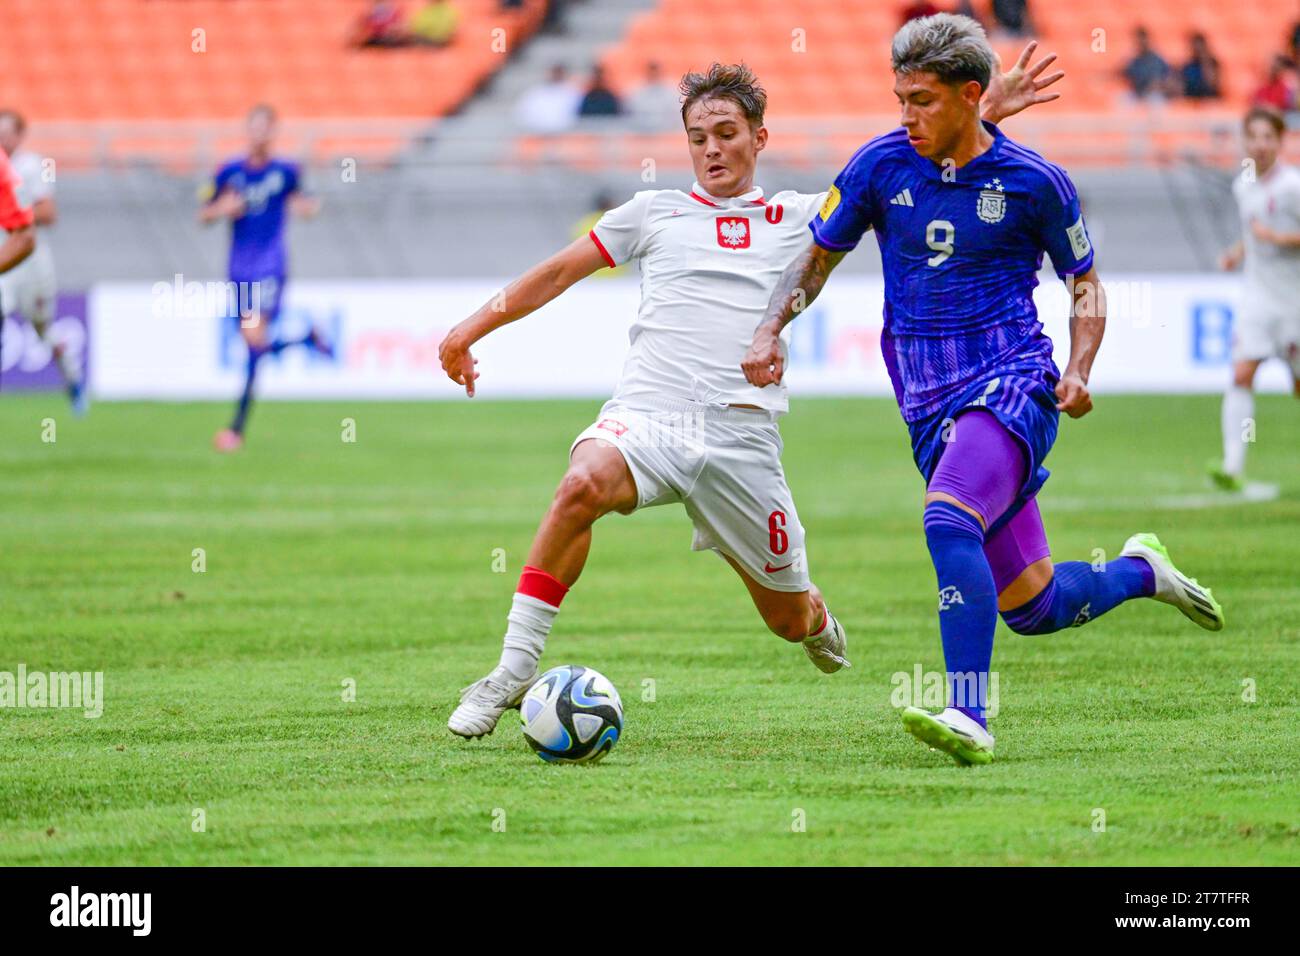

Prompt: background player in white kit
[
  {"left": 0, "top": 110, "right": 84, "bottom": 413},
  {"left": 439, "top": 55, "right": 1061, "bottom": 738},
  {"left": 0, "top": 137, "right": 35, "bottom": 287},
  {"left": 1212, "top": 107, "right": 1300, "bottom": 491}
]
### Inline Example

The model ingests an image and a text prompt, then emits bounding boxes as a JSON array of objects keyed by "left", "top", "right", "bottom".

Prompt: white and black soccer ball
[{"left": 519, "top": 665, "right": 623, "bottom": 763}]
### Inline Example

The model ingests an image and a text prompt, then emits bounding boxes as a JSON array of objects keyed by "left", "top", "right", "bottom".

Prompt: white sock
[
  {"left": 33, "top": 325, "right": 79, "bottom": 387},
  {"left": 55, "top": 345, "right": 80, "bottom": 387},
  {"left": 499, "top": 593, "right": 558, "bottom": 679},
  {"left": 803, "top": 608, "right": 832, "bottom": 643},
  {"left": 1221, "top": 386, "right": 1253, "bottom": 476}
]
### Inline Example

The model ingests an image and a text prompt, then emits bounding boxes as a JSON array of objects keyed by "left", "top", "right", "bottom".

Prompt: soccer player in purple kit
[
  {"left": 200, "top": 104, "right": 332, "bottom": 452},
  {"left": 743, "top": 14, "right": 1225, "bottom": 765}
]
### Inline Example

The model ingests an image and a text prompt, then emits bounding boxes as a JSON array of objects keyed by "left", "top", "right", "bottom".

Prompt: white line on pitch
[{"left": 1049, "top": 482, "right": 1281, "bottom": 512}]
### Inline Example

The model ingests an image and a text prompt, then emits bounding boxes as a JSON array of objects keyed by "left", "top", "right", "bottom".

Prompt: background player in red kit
[{"left": 0, "top": 146, "right": 34, "bottom": 281}]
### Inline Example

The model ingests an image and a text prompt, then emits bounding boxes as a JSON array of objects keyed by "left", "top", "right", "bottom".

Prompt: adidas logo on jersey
[{"left": 890, "top": 188, "right": 914, "bottom": 207}]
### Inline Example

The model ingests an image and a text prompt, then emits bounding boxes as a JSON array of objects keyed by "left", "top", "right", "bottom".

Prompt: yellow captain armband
[{"left": 819, "top": 184, "right": 841, "bottom": 221}]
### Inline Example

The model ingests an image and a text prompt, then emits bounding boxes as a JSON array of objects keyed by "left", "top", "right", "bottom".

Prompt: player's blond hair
[{"left": 891, "top": 13, "right": 996, "bottom": 93}]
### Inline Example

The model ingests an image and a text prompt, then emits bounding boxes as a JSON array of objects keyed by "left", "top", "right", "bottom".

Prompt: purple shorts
[{"left": 927, "top": 409, "right": 1052, "bottom": 593}]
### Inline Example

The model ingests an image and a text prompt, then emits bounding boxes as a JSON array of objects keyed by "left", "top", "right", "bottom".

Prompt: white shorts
[
  {"left": 0, "top": 250, "right": 56, "bottom": 328},
  {"left": 569, "top": 399, "right": 811, "bottom": 593},
  {"left": 1233, "top": 304, "right": 1300, "bottom": 374}
]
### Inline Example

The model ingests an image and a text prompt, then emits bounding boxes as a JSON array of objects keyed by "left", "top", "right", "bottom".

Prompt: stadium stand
[
  {"left": 600, "top": 0, "right": 1297, "bottom": 114},
  {"left": 510, "top": 0, "right": 1300, "bottom": 170},
  {"left": 0, "top": 0, "right": 546, "bottom": 121},
  {"left": 7, "top": 0, "right": 1300, "bottom": 285}
]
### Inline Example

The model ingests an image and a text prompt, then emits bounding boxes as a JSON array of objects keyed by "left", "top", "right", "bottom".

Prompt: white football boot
[
  {"left": 902, "top": 706, "right": 995, "bottom": 766},
  {"left": 1120, "top": 533, "right": 1225, "bottom": 632},
  {"left": 803, "top": 613, "right": 851, "bottom": 673},
  {"left": 448, "top": 665, "right": 537, "bottom": 739}
]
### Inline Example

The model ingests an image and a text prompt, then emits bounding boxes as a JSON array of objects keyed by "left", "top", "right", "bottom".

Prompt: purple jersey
[
  {"left": 208, "top": 156, "right": 302, "bottom": 281},
  {"left": 810, "top": 123, "right": 1094, "bottom": 423}
]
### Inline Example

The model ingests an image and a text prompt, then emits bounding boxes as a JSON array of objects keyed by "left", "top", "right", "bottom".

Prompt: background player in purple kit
[
  {"left": 744, "top": 13, "right": 1225, "bottom": 765},
  {"left": 200, "top": 104, "right": 331, "bottom": 452}
]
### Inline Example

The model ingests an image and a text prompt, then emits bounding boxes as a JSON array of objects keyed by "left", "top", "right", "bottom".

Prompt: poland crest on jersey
[
  {"left": 716, "top": 216, "right": 750, "bottom": 249},
  {"left": 976, "top": 178, "right": 1006, "bottom": 224}
]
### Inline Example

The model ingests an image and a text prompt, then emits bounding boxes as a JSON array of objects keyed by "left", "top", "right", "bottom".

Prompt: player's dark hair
[
  {"left": 891, "top": 13, "right": 995, "bottom": 93},
  {"left": 248, "top": 103, "right": 277, "bottom": 123},
  {"left": 0, "top": 108, "right": 25, "bottom": 133},
  {"left": 1243, "top": 106, "right": 1285, "bottom": 137},
  {"left": 679, "top": 63, "right": 766, "bottom": 130}
]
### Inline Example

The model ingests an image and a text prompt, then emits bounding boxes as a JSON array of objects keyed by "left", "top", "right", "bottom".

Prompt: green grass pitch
[{"left": 1, "top": 394, "right": 1296, "bottom": 865}]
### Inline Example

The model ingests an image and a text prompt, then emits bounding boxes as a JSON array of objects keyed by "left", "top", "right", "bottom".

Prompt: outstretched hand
[
  {"left": 439, "top": 328, "right": 481, "bottom": 397},
  {"left": 985, "top": 41, "right": 1065, "bottom": 122},
  {"left": 211, "top": 189, "right": 247, "bottom": 221}
]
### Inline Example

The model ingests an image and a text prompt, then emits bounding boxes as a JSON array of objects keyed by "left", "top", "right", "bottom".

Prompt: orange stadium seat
[
  {"left": 548, "top": 0, "right": 1299, "bottom": 170},
  {"left": 6, "top": 0, "right": 1297, "bottom": 173},
  {"left": 0, "top": 0, "right": 547, "bottom": 121}
]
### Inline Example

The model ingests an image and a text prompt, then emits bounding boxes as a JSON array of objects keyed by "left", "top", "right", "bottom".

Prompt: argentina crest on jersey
[{"left": 976, "top": 177, "right": 1006, "bottom": 224}]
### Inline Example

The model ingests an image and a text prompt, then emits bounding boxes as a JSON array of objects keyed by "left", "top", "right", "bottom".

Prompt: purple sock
[
  {"left": 925, "top": 411, "right": 1029, "bottom": 729},
  {"left": 231, "top": 348, "right": 263, "bottom": 434},
  {"left": 268, "top": 333, "right": 312, "bottom": 355},
  {"left": 1002, "top": 559, "right": 1155, "bottom": 634},
  {"left": 924, "top": 501, "right": 997, "bottom": 728}
]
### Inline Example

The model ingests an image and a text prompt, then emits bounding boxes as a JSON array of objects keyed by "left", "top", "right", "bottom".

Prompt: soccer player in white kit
[
  {"left": 0, "top": 141, "right": 36, "bottom": 291},
  {"left": 1212, "top": 107, "right": 1300, "bottom": 490},
  {"left": 0, "top": 110, "right": 84, "bottom": 412},
  {"left": 440, "top": 54, "right": 1061, "bottom": 738}
]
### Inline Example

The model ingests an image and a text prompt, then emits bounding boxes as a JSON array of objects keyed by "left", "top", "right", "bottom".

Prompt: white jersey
[
  {"left": 590, "top": 182, "right": 827, "bottom": 413},
  {"left": 5, "top": 149, "right": 55, "bottom": 275},
  {"left": 0, "top": 149, "right": 57, "bottom": 325},
  {"left": 9, "top": 150, "right": 52, "bottom": 212},
  {"left": 1232, "top": 161, "right": 1300, "bottom": 317}
]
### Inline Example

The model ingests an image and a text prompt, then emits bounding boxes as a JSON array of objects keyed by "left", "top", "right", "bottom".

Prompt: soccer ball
[{"left": 519, "top": 665, "right": 623, "bottom": 763}]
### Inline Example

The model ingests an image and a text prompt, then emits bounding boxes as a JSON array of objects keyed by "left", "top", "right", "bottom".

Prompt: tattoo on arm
[{"left": 763, "top": 243, "right": 846, "bottom": 331}]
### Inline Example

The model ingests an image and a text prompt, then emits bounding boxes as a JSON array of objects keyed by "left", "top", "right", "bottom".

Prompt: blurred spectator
[
  {"left": 1122, "top": 27, "right": 1173, "bottom": 100},
  {"left": 1251, "top": 56, "right": 1299, "bottom": 113},
  {"left": 627, "top": 61, "right": 681, "bottom": 131},
  {"left": 352, "top": 0, "right": 408, "bottom": 48},
  {"left": 541, "top": 0, "right": 569, "bottom": 34},
  {"left": 515, "top": 64, "right": 581, "bottom": 134},
  {"left": 900, "top": 1, "right": 940, "bottom": 25},
  {"left": 500, "top": 0, "right": 525, "bottom": 8},
  {"left": 953, "top": 1, "right": 984, "bottom": 29},
  {"left": 1179, "top": 32, "right": 1221, "bottom": 100},
  {"left": 573, "top": 191, "right": 627, "bottom": 277},
  {"left": 579, "top": 65, "right": 622, "bottom": 118},
  {"left": 1290, "top": 21, "right": 1300, "bottom": 63},
  {"left": 991, "top": 0, "right": 1034, "bottom": 37},
  {"left": 409, "top": 0, "right": 459, "bottom": 47},
  {"left": 574, "top": 191, "right": 617, "bottom": 238}
]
